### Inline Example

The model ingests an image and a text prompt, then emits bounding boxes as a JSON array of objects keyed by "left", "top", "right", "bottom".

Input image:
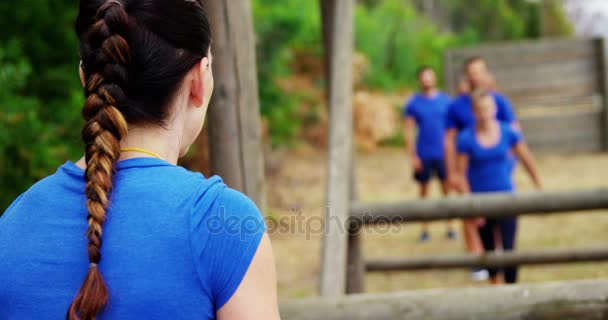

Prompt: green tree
[{"left": 0, "top": 1, "right": 83, "bottom": 212}]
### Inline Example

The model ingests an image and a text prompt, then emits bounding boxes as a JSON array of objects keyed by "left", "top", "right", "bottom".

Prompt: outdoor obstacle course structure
[
  {"left": 444, "top": 38, "right": 608, "bottom": 153},
  {"left": 314, "top": 1, "right": 608, "bottom": 318},
  {"left": 205, "top": 1, "right": 608, "bottom": 318},
  {"left": 280, "top": 279, "right": 608, "bottom": 320}
]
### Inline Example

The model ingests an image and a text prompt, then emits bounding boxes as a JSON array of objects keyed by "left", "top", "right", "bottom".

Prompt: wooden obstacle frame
[
  {"left": 315, "top": 3, "right": 608, "bottom": 319},
  {"left": 205, "top": 1, "right": 608, "bottom": 318},
  {"left": 444, "top": 38, "right": 608, "bottom": 153}
]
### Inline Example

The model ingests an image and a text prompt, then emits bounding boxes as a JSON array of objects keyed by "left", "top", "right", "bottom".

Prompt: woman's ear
[
  {"left": 79, "top": 61, "right": 86, "bottom": 88},
  {"left": 189, "top": 57, "right": 210, "bottom": 108}
]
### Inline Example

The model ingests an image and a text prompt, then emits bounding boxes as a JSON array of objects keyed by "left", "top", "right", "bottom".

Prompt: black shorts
[{"left": 414, "top": 159, "right": 446, "bottom": 183}]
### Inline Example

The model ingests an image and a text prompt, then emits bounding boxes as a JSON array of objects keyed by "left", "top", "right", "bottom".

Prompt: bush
[{"left": 0, "top": 1, "right": 83, "bottom": 212}]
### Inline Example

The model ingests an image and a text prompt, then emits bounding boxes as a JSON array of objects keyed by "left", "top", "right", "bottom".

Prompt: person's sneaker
[
  {"left": 418, "top": 231, "right": 430, "bottom": 243},
  {"left": 470, "top": 268, "right": 489, "bottom": 281},
  {"left": 446, "top": 229, "right": 457, "bottom": 240}
]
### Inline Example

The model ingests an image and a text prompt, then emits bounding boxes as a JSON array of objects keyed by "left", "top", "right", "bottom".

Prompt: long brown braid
[{"left": 68, "top": 1, "right": 130, "bottom": 319}]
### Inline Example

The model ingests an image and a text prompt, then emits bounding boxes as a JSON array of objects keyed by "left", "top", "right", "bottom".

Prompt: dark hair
[
  {"left": 463, "top": 56, "right": 485, "bottom": 72},
  {"left": 416, "top": 65, "right": 434, "bottom": 78},
  {"left": 69, "top": 1, "right": 211, "bottom": 319}
]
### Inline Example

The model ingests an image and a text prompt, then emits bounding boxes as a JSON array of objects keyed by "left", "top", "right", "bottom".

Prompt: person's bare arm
[
  {"left": 444, "top": 128, "right": 459, "bottom": 188},
  {"left": 217, "top": 233, "right": 280, "bottom": 320},
  {"left": 456, "top": 154, "right": 470, "bottom": 193},
  {"left": 513, "top": 142, "right": 542, "bottom": 190},
  {"left": 404, "top": 117, "right": 421, "bottom": 171}
]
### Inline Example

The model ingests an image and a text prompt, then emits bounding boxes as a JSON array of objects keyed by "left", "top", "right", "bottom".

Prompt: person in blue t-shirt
[
  {"left": 444, "top": 56, "right": 522, "bottom": 280},
  {"left": 457, "top": 89, "right": 542, "bottom": 285},
  {"left": 404, "top": 66, "right": 456, "bottom": 242},
  {"left": 0, "top": 2, "right": 279, "bottom": 319}
]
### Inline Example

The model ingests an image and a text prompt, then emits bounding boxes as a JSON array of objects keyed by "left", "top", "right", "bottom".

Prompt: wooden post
[
  {"left": 442, "top": 50, "right": 456, "bottom": 94},
  {"left": 320, "top": 0, "right": 355, "bottom": 297},
  {"left": 206, "top": 1, "right": 266, "bottom": 209},
  {"left": 597, "top": 38, "right": 608, "bottom": 150},
  {"left": 346, "top": 153, "right": 364, "bottom": 294},
  {"left": 322, "top": 0, "right": 364, "bottom": 295},
  {"left": 346, "top": 221, "right": 364, "bottom": 294}
]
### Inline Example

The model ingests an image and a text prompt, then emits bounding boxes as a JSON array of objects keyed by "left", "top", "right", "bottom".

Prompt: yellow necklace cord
[{"left": 120, "top": 147, "right": 162, "bottom": 160}]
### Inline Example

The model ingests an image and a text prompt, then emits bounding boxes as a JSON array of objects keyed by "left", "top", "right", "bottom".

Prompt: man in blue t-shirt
[
  {"left": 404, "top": 66, "right": 456, "bottom": 242},
  {"left": 444, "top": 56, "right": 520, "bottom": 188}
]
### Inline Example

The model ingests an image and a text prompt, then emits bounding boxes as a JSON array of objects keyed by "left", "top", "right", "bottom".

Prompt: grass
[{"left": 267, "top": 147, "right": 608, "bottom": 298}]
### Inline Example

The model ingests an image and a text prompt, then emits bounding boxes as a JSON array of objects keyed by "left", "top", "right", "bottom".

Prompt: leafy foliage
[{"left": 0, "top": 1, "right": 83, "bottom": 212}]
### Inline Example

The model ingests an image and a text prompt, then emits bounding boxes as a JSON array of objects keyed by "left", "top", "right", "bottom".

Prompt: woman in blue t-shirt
[
  {"left": 456, "top": 89, "right": 542, "bottom": 284},
  {"left": 0, "top": 1, "right": 279, "bottom": 319}
]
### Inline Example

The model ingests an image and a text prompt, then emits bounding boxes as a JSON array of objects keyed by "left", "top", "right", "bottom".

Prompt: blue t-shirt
[
  {"left": 457, "top": 124, "right": 522, "bottom": 193},
  {"left": 0, "top": 158, "right": 266, "bottom": 319},
  {"left": 404, "top": 92, "right": 451, "bottom": 160},
  {"left": 446, "top": 92, "right": 516, "bottom": 131}
]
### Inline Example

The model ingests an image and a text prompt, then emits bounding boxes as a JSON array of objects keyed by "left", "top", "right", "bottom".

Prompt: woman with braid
[{"left": 0, "top": 1, "right": 279, "bottom": 319}]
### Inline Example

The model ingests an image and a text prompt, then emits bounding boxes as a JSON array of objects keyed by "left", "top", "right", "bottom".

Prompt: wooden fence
[
  {"left": 444, "top": 38, "right": 608, "bottom": 152},
  {"left": 343, "top": 189, "right": 608, "bottom": 293},
  {"left": 281, "top": 279, "right": 608, "bottom": 320}
]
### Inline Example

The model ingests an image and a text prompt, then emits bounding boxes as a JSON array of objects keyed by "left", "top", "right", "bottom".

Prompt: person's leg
[
  {"left": 463, "top": 217, "right": 484, "bottom": 255},
  {"left": 500, "top": 217, "right": 518, "bottom": 284},
  {"left": 478, "top": 219, "right": 499, "bottom": 283},
  {"left": 414, "top": 161, "right": 432, "bottom": 242},
  {"left": 419, "top": 182, "right": 430, "bottom": 241},
  {"left": 440, "top": 179, "right": 457, "bottom": 240}
]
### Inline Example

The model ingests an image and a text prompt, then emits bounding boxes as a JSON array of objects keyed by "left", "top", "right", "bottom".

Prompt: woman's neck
[
  {"left": 75, "top": 125, "right": 182, "bottom": 169},
  {"left": 476, "top": 119, "right": 497, "bottom": 132}
]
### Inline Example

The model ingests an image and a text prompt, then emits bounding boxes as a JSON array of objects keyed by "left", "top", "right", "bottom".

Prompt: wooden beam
[
  {"left": 320, "top": 0, "right": 355, "bottom": 297},
  {"left": 280, "top": 279, "right": 608, "bottom": 320},
  {"left": 597, "top": 38, "right": 608, "bottom": 150},
  {"left": 323, "top": 0, "right": 363, "bottom": 294},
  {"left": 346, "top": 221, "right": 364, "bottom": 294},
  {"left": 206, "top": 1, "right": 266, "bottom": 209},
  {"left": 350, "top": 188, "right": 608, "bottom": 225},
  {"left": 366, "top": 247, "right": 608, "bottom": 271}
]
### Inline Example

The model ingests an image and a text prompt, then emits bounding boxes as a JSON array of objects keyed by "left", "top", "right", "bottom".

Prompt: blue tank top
[
  {"left": 0, "top": 158, "right": 266, "bottom": 319},
  {"left": 457, "top": 124, "right": 522, "bottom": 193}
]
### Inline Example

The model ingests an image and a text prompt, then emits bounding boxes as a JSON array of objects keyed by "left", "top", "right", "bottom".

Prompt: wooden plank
[
  {"left": 506, "top": 85, "right": 600, "bottom": 106},
  {"left": 349, "top": 188, "right": 608, "bottom": 225},
  {"left": 320, "top": 0, "right": 355, "bottom": 297},
  {"left": 498, "top": 71, "right": 599, "bottom": 94},
  {"left": 450, "top": 38, "right": 597, "bottom": 68},
  {"left": 491, "top": 59, "right": 599, "bottom": 89},
  {"left": 520, "top": 109, "right": 603, "bottom": 132},
  {"left": 511, "top": 94, "right": 601, "bottom": 110},
  {"left": 520, "top": 110, "right": 604, "bottom": 152},
  {"left": 366, "top": 247, "right": 608, "bottom": 271},
  {"left": 526, "top": 137, "right": 603, "bottom": 153},
  {"left": 598, "top": 38, "right": 608, "bottom": 150},
  {"left": 280, "top": 279, "right": 608, "bottom": 320}
]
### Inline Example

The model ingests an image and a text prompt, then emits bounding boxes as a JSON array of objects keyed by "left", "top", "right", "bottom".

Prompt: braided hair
[{"left": 71, "top": 1, "right": 211, "bottom": 319}]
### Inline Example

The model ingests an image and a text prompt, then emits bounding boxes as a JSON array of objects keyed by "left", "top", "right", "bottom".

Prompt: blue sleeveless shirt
[{"left": 0, "top": 158, "right": 266, "bottom": 319}]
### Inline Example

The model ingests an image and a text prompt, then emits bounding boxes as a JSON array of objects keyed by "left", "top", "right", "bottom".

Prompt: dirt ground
[{"left": 266, "top": 147, "right": 608, "bottom": 298}]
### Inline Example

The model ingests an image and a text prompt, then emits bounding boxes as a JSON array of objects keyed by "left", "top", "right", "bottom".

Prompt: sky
[{"left": 563, "top": 0, "right": 608, "bottom": 37}]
